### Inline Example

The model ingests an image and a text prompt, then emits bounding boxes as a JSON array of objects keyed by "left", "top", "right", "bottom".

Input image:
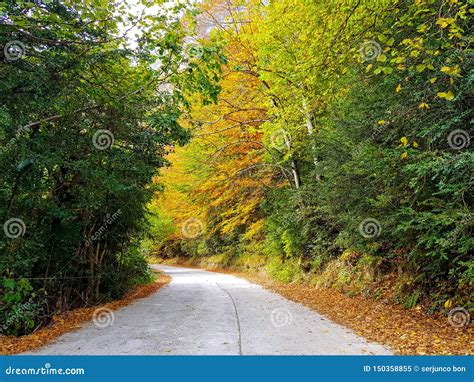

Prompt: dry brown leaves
[
  {"left": 228, "top": 270, "right": 473, "bottom": 355},
  {"left": 0, "top": 272, "right": 171, "bottom": 355},
  {"left": 160, "top": 255, "right": 474, "bottom": 355},
  {"left": 154, "top": 258, "right": 474, "bottom": 354}
]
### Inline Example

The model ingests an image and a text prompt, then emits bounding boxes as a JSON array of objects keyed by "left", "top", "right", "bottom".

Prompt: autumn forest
[{"left": 0, "top": 0, "right": 472, "bottom": 354}]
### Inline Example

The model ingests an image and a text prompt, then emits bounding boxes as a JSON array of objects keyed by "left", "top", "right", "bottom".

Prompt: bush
[
  {"left": 99, "top": 247, "right": 153, "bottom": 301},
  {"left": 1, "top": 278, "right": 47, "bottom": 336}
]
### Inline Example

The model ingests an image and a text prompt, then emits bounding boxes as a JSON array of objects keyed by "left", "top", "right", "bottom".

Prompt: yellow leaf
[
  {"left": 440, "top": 65, "right": 461, "bottom": 77},
  {"left": 396, "top": 84, "right": 402, "bottom": 93},
  {"left": 418, "top": 102, "right": 429, "bottom": 109},
  {"left": 400, "top": 136, "right": 409, "bottom": 146},
  {"left": 413, "top": 141, "right": 419, "bottom": 148},
  {"left": 400, "top": 152, "right": 408, "bottom": 159},
  {"left": 417, "top": 24, "right": 428, "bottom": 33},
  {"left": 429, "top": 77, "right": 437, "bottom": 83},
  {"left": 437, "top": 91, "right": 455, "bottom": 100},
  {"left": 436, "top": 18, "right": 454, "bottom": 28},
  {"left": 444, "top": 299, "right": 453, "bottom": 309},
  {"left": 378, "top": 120, "right": 386, "bottom": 125},
  {"left": 440, "top": 66, "right": 450, "bottom": 73},
  {"left": 416, "top": 64, "right": 426, "bottom": 72}
]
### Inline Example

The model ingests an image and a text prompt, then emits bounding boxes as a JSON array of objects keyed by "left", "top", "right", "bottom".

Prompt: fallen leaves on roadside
[
  {"left": 235, "top": 271, "right": 473, "bottom": 355},
  {"left": 0, "top": 273, "right": 171, "bottom": 355},
  {"left": 162, "top": 258, "right": 473, "bottom": 355}
]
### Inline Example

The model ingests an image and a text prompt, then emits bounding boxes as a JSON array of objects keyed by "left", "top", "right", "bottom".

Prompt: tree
[
  {"left": 0, "top": 0, "right": 224, "bottom": 335},
  {"left": 152, "top": 0, "right": 473, "bottom": 312}
]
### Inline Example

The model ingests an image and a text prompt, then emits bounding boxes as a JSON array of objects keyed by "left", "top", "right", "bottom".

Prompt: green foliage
[
  {"left": 99, "top": 246, "right": 154, "bottom": 301},
  {"left": 0, "top": 1, "right": 223, "bottom": 335},
  {"left": 267, "top": 257, "right": 302, "bottom": 283},
  {"left": 148, "top": 0, "right": 473, "bottom": 312},
  {"left": 1, "top": 278, "right": 46, "bottom": 336},
  {"left": 140, "top": 207, "right": 176, "bottom": 257},
  {"left": 254, "top": 0, "right": 473, "bottom": 307}
]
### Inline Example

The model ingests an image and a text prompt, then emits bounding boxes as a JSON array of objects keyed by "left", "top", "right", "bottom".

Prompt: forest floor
[
  {"left": 0, "top": 271, "right": 171, "bottom": 355},
  {"left": 156, "top": 257, "right": 473, "bottom": 355}
]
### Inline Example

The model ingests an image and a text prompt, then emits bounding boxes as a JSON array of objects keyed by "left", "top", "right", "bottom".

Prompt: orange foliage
[{"left": 154, "top": 0, "right": 273, "bottom": 243}]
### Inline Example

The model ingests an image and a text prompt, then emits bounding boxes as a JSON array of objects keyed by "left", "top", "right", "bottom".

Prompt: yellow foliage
[
  {"left": 440, "top": 65, "right": 461, "bottom": 77},
  {"left": 437, "top": 91, "right": 455, "bottom": 101},
  {"left": 444, "top": 299, "right": 453, "bottom": 309},
  {"left": 436, "top": 18, "right": 455, "bottom": 28},
  {"left": 243, "top": 219, "right": 265, "bottom": 241}
]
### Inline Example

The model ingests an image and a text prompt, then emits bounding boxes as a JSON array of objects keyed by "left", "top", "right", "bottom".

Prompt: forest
[{"left": 1, "top": 0, "right": 472, "bottom": 339}]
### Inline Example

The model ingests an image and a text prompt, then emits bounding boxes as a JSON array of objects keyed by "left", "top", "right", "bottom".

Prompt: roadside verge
[
  {"left": 1, "top": 271, "right": 171, "bottom": 355},
  {"left": 156, "top": 257, "right": 473, "bottom": 355}
]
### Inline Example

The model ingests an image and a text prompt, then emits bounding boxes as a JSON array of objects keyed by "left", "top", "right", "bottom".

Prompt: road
[{"left": 30, "top": 265, "right": 392, "bottom": 355}]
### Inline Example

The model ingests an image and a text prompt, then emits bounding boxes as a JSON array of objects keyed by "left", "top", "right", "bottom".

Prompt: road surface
[{"left": 30, "top": 265, "right": 392, "bottom": 355}]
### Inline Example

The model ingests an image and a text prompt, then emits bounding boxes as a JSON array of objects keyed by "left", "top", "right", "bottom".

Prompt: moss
[
  {"left": 234, "top": 253, "right": 268, "bottom": 270},
  {"left": 267, "top": 257, "right": 303, "bottom": 283},
  {"left": 205, "top": 253, "right": 231, "bottom": 268}
]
